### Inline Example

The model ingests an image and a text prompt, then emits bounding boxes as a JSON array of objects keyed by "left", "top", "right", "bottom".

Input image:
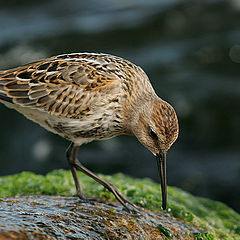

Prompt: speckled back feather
[{"left": 0, "top": 53, "right": 146, "bottom": 119}]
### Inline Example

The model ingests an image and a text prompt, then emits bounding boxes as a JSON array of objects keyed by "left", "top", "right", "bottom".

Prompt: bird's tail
[{"left": 0, "top": 70, "right": 14, "bottom": 103}]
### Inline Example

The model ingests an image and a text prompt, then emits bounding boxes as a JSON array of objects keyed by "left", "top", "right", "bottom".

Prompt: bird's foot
[
  {"left": 76, "top": 190, "right": 142, "bottom": 213},
  {"left": 75, "top": 192, "right": 98, "bottom": 202}
]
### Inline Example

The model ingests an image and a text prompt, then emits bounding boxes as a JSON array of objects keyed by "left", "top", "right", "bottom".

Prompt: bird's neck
[{"left": 122, "top": 86, "right": 157, "bottom": 135}]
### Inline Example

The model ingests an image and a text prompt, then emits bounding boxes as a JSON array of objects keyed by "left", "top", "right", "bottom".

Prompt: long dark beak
[{"left": 156, "top": 151, "right": 167, "bottom": 210}]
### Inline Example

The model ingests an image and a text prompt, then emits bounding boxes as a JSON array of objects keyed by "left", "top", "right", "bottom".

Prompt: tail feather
[
  {"left": 0, "top": 71, "right": 14, "bottom": 103},
  {"left": 0, "top": 93, "right": 13, "bottom": 103}
]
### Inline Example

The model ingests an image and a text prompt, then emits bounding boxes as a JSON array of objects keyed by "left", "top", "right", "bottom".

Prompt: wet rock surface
[{"left": 0, "top": 195, "right": 203, "bottom": 240}]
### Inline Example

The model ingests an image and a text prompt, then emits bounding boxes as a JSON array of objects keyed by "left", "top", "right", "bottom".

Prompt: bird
[{"left": 0, "top": 53, "right": 179, "bottom": 210}]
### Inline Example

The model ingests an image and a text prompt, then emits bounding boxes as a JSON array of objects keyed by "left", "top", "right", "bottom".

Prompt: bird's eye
[{"left": 149, "top": 128, "right": 158, "bottom": 140}]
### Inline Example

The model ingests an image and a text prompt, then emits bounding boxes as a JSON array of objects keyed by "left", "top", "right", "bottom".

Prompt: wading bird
[{"left": 0, "top": 53, "right": 178, "bottom": 210}]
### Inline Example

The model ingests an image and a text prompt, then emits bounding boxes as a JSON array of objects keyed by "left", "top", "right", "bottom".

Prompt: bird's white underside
[{"left": 0, "top": 100, "right": 102, "bottom": 146}]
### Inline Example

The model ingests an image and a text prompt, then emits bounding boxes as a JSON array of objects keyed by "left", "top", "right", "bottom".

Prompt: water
[{"left": 0, "top": 0, "right": 240, "bottom": 212}]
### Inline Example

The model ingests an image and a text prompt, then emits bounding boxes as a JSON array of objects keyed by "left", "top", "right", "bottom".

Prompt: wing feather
[{"left": 0, "top": 53, "right": 132, "bottom": 118}]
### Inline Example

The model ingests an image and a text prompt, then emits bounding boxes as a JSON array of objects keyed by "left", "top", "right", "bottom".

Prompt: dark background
[{"left": 0, "top": 0, "right": 240, "bottom": 213}]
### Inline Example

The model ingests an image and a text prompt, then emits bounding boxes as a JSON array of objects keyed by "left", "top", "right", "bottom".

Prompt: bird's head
[{"left": 132, "top": 98, "right": 179, "bottom": 210}]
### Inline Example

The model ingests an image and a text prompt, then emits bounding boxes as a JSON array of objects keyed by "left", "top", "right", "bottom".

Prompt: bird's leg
[
  {"left": 66, "top": 142, "right": 85, "bottom": 199},
  {"left": 66, "top": 142, "right": 139, "bottom": 210}
]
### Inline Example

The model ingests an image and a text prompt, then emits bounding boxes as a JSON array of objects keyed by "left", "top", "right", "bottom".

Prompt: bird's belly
[
  {"left": 1, "top": 100, "right": 65, "bottom": 136},
  {"left": 46, "top": 111, "right": 123, "bottom": 144},
  {"left": 1, "top": 100, "right": 123, "bottom": 145}
]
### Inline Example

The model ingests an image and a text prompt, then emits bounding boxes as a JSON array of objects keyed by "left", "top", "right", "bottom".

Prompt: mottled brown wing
[{"left": 0, "top": 54, "right": 122, "bottom": 119}]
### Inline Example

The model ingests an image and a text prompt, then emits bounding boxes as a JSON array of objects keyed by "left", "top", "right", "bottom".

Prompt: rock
[
  {"left": 0, "top": 196, "right": 202, "bottom": 239},
  {"left": 0, "top": 170, "right": 239, "bottom": 239}
]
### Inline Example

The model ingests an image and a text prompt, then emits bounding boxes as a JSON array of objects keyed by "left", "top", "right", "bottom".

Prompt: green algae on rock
[
  {"left": 157, "top": 223, "right": 173, "bottom": 239},
  {"left": 0, "top": 169, "right": 239, "bottom": 240},
  {"left": 193, "top": 232, "right": 215, "bottom": 240}
]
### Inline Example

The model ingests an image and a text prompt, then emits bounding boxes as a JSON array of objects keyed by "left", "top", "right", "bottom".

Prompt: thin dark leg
[
  {"left": 66, "top": 142, "right": 138, "bottom": 210},
  {"left": 66, "top": 142, "right": 85, "bottom": 199}
]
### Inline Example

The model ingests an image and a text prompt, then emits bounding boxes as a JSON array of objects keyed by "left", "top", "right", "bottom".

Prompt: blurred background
[{"left": 0, "top": 0, "right": 240, "bottom": 213}]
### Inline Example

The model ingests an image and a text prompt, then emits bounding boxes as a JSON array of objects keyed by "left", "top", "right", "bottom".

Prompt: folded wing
[{"left": 0, "top": 53, "right": 122, "bottom": 119}]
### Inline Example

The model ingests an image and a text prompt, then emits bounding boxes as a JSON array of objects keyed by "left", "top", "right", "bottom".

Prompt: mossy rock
[{"left": 0, "top": 170, "right": 239, "bottom": 239}]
